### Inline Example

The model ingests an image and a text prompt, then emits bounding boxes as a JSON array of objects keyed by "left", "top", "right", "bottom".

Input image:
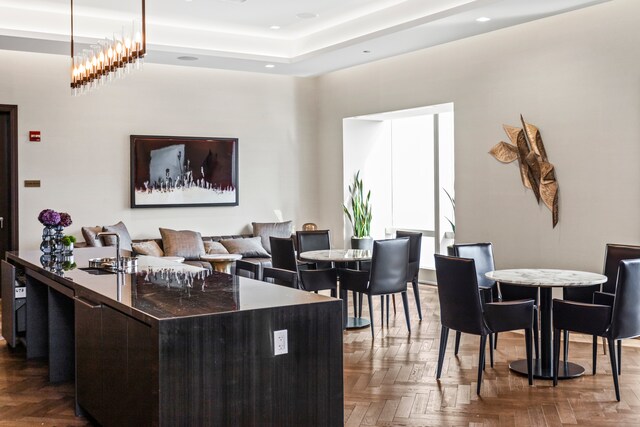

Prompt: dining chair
[
  {"left": 562, "top": 243, "right": 640, "bottom": 366},
  {"left": 269, "top": 236, "right": 338, "bottom": 296},
  {"left": 296, "top": 230, "right": 332, "bottom": 267},
  {"left": 396, "top": 231, "right": 423, "bottom": 321},
  {"left": 553, "top": 259, "right": 640, "bottom": 401},
  {"left": 262, "top": 267, "right": 298, "bottom": 288},
  {"left": 434, "top": 255, "right": 535, "bottom": 395},
  {"left": 453, "top": 242, "right": 539, "bottom": 359},
  {"left": 339, "top": 238, "right": 410, "bottom": 338}
]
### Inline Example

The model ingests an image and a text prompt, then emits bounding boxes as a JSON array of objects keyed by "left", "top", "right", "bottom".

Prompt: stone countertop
[{"left": 485, "top": 268, "right": 607, "bottom": 288}]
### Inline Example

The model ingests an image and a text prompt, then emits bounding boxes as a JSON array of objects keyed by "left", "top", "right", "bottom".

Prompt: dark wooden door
[{"left": 0, "top": 105, "right": 18, "bottom": 298}]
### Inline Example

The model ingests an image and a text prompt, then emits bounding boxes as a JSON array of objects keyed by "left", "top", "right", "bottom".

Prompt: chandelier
[{"left": 70, "top": 0, "right": 146, "bottom": 94}]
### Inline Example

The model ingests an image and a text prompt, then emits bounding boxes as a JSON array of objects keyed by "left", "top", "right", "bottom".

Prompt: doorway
[{"left": 0, "top": 104, "right": 19, "bottom": 298}]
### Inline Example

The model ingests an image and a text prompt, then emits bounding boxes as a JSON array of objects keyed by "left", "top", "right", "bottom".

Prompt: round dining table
[
  {"left": 299, "top": 249, "right": 372, "bottom": 329},
  {"left": 485, "top": 269, "right": 607, "bottom": 379}
]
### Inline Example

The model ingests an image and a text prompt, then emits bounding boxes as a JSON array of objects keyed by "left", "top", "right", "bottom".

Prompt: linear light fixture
[{"left": 70, "top": 0, "right": 146, "bottom": 94}]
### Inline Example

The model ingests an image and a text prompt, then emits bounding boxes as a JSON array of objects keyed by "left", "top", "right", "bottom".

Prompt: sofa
[{"left": 80, "top": 221, "right": 295, "bottom": 280}]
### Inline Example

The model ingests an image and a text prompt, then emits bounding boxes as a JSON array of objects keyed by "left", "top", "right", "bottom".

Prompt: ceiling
[{"left": 0, "top": 0, "right": 611, "bottom": 76}]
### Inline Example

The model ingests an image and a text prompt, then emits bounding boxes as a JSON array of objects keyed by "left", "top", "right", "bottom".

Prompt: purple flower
[
  {"left": 38, "top": 209, "right": 61, "bottom": 226},
  {"left": 59, "top": 212, "right": 72, "bottom": 227}
]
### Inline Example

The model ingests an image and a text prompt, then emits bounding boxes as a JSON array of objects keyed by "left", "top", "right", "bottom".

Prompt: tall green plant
[{"left": 343, "top": 171, "right": 372, "bottom": 238}]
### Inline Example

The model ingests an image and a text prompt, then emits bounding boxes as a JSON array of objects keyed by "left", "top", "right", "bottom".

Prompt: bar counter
[{"left": 2, "top": 247, "right": 344, "bottom": 426}]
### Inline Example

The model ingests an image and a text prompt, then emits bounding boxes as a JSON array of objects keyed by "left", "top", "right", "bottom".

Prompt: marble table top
[
  {"left": 201, "top": 254, "right": 243, "bottom": 262},
  {"left": 485, "top": 269, "right": 607, "bottom": 288},
  {"left": 299, "top": 249, "right": 372, "bottom": 263}
]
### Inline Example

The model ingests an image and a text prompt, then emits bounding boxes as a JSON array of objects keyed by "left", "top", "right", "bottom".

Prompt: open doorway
[{"left": 343, "top": 103, "right": 454, "bottom": 279}]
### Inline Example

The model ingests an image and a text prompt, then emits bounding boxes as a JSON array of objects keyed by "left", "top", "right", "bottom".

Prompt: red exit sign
[{"left": 29, "top": 131, "right": 41, "bottom": 142}]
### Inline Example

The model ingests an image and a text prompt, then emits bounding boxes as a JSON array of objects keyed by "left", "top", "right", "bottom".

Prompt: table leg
[{"left": 509, "top": 287, "right": 584, "bottom": 379}]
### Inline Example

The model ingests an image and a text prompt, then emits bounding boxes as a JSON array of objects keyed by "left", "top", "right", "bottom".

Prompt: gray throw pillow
[
  {"left": 220, "top": 237, "right": 270, "bottom": 258},
  {"left": 160, "top": 228, "right": 205, "bottom": 260},
  {"left": 81, "top": 226, "right": 103, "bottom": 247},
  {"left": 132, "top": 240, "right": 164, "bottom": 257},
  {"left": 204, "top": 241, "right": 229, "bottom": 255},
  {"left": 252, "top": 221, "right": 293, "bottom": 254},
  {"left": 102, "top": 221, "right": 133, "bottom": 251}
]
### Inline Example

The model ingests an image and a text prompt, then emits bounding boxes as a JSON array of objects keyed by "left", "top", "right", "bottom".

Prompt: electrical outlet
[{"left": 274, "top": 329, "right": 288, "bottom": 356}]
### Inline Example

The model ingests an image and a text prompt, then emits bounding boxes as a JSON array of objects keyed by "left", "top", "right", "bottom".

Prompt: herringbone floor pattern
[{"left": 1, "top": 285, "right": 640, "bottom": 426}]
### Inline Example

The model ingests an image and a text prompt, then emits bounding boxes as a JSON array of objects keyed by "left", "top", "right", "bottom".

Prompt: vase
[
  {"left": 351, "top": 236, "right": 373, "bottom": 251},
  {"left": 39, "top": 226, "right": 55, "bottom": 254},
  {"left": 64, "top": 242, "right": 74, "bottom": 254},
  {"left": 52, "top": 225, "right": 64, "bottom": 253}
]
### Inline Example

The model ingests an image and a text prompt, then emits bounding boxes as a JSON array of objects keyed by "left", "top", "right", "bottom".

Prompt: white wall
[
  {"left": 316, "top": 0, "right": 640, "bottom": 271},
  {"left": 0, "top": 51, "right": 318, "bottom": 249}
]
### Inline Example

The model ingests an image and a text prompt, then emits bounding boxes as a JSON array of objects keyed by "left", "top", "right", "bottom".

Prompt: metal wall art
[{"left": 489, "top": 116, "right": 559, "bottom": 227}]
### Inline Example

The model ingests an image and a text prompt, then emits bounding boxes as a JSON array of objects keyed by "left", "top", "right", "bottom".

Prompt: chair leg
[
  {"left": 386, "top": 295, "right": 390, "bottom": 326},
  {"left": 488, "top": 334, "right": 494, "bottom": 368},
  {"left": 380, "top": 296, "right": 384, "bottom": 327},
  {"left": 454, "top": 331, "right": 462, "bottom": 356},
  {"left": 401, "top": 291, "right": 411, "bottom": 333},
  {"left": 553, "top": 328, "right": 561, "bottom": 387},
  {"left": 617, "top": 340, "right": 622, "bottom": 375},
  {"left": 392, "top": 294, "right": 397, "bottom": 315},
  {"left": 603, "top": 336, "right": 607, "bottom": 355},
  {"left": 533, "top": 312, "right": 540, "bottom": 360},
  {"left": 436, "top": 326, "right": 449, "bottom": 379},
  {"left": 358, "top": 293, "right": 363, "bottom": 318},
  {"left": 494, "top": 332, "right": 498, "bottom": 349},
  {"left": 368, "top": 294, "right": 375, "bottom": 339},
  {"left": 525, "top": 328, "right": 533, "bottom": 386},
  {"left": 607, "top": 337, "right": 620, "bottom": 401},
  {"left": 477, "top": 335, "right": 487, "bottom": 395},
  {"left": 592, "top": 335, "right": 598, "bottom": 375},
  {"left": 339, "top": 288, "right": 348, "bottom": 330},
  {"left": 563, "top": 330, "right": 569, "bottom": 363},
  {"left": 412, "top": 279, "right": 423, "bottom": 321}
]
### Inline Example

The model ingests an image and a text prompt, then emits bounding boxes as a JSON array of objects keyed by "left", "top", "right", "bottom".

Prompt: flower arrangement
[
  {"left": 61, "top": 235, "right": 76, "bottom": 246},
  {"left": 37, "top": 209, "right": 72, "bottom": 227},
  {"left": 38, "top": 209, "right": 61, "bottom": 226}
]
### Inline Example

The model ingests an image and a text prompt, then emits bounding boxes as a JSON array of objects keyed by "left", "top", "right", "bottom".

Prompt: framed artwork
[{"left": 130, "top": 135, "right": 238, "bottom": 208}]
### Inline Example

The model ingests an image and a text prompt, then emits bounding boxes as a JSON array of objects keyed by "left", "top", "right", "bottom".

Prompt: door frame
[{"left": 0, "top": 104, "right": 18, "bottom": 251}]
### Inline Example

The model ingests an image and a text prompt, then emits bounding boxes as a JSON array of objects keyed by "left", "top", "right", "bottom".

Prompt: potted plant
[
  {"left": 343, "top": 171, "right": 373, "bottom": 250},
  {"left": 61, "top": 235, "right": 76, "bottom": 254}
]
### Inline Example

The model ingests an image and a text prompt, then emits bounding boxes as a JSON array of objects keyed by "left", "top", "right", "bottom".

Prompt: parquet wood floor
[{"left": 1, "top": 285, "right": 640, "bottom": 426}]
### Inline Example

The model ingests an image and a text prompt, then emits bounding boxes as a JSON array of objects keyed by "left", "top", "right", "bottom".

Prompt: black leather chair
[
  {"left": 262, "top": 267, "right": 298, "bottom": 288},
  {"left": 453, "top": 243, "right": 539, "bottom": 359},
  {"left": 339, "top": 238, "right": 410, "bottom": 338},
  {"left": 434, "top": 255, "right": 535, "bottom": 395},
  {"left": 553, "top": 259, "right": 640, "bottom": 401},
  {"left": 270, "top": 236, "right": 338, "bottom": 299},
  {"left": 562, "top": 244, "right": 640, "bottom": 365},
  {"left": 269, "top": 236, "right": 299, "bottom": 272},
  {"left": 396, "top": 231, "right": 423, "bottom": 321},
  {"left": 296, "top": 230, "right": 332, "bottom": 268}
]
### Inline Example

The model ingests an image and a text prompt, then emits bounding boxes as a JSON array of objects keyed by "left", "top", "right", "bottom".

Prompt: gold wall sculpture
[{"left": 490, "top": 116, "right": 559, "bottom": 227}]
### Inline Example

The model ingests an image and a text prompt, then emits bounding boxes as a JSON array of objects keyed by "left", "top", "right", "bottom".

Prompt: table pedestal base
[
  {"left": 346, "top": 317, "right": 370, "bottom": 329},
  {"left": 509, "top": 359, "right": 585, "bottom": 380}
]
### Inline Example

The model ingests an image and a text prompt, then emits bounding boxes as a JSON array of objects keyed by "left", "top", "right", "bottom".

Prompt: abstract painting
[
  {"left": 489, "top": 116, "right": 559, "bottom": 227},
  {"left": 131, "top": 135, "right": 238, "bottom": 208}
]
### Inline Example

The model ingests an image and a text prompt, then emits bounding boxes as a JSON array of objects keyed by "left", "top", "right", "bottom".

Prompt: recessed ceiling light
[
  {"left": 177, "top": 56, "right": 198, "bottom": 61},
  {"left": 296, "top": 12, "right": 318, "bottom": 19},
  {"left": 265, "top": 64, "right": 275, "bottom": 68},
  {"left": 270, "top": 25, "right": 281, "bottom": 30},
  {"left": 476, "top": 17, "right": 491, "bottom": 22},
  {"left": 363, "top": 50, "right": 371, "bottom": 54}
]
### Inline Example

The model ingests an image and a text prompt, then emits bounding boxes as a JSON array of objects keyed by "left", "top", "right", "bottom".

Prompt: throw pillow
[
  {"left": 160, "top": 228, "right": 205, "bottom": 260},
  {"left": 204, "top": 241, "right": 229, "bottom": 255},
  {"left": 132, "top": 240, "right": 164, "bottom": 257},
  {"left": 102, "top": 221, "right": 133, "bottom": 251},
  {"left": 220, "top": 237, "right": 270, "bottom": 258},
  {"left": 81, "top": 226, "right": 103, "bottom": 247},
  {"left": 252, "top": 221, "right": 293, "bottom": 254}
]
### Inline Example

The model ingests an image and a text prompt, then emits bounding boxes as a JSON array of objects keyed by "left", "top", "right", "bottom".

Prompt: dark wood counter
[{"left": 2, "top": 248, "right": 344, "bottom": 426}]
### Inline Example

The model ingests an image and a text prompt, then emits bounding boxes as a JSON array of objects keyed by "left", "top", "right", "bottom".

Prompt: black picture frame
[{"left": 130, "top": 135, "right": 239, "bottom": 208}]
